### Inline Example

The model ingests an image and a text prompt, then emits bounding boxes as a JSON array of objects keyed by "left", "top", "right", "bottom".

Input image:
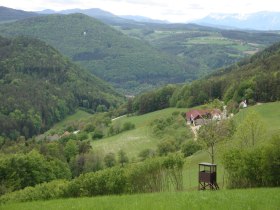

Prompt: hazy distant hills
[
  {"left": 2, "top": 6, "right": 280, "bottom": 30},
  {"left": 0, "top": 13, "right": 193, "bottom": 94},
  {"left": 0, "top": 6, "right": 39, "bottom": 22},
  {"left": 37, "top": 8, "right": 168, "bottom": 25},
  {"left": 37, "top": 7, "right": 131, "bottom": 25},
  {"left": 194, "top": 12, "right": 280, "bottom": 30},
  {"left": 38, "top": 8, "right": 280, "bottom": 30},
  {"left": 119, "top": 15, "right": 168, "bottom": 24}
]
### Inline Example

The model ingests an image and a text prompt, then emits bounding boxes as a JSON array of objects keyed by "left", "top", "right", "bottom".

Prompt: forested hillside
[
  {"left": 130, "top": 41, "right": 280, "bottom": 114},
  {"left": 0, "top": 14, "right": 193, "bottom": 94},
  {"left": 0, "top": 36, "right": 123, "bottom": 140},
  {"left": 173, "top": 41, "right": 280, "bottom": 107},
  {"left": 118, "top": 22, "right": 280, "bottom": 77}
]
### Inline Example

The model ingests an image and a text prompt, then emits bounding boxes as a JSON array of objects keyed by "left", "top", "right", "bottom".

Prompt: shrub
[
  {"left": 223, "top": 134, "right": 280, "bottom": 188},
  {"left": 118, "top": 150, "right": 129, "bottom": 167},
  {"left": 77, "top": 132, "right": 88, "bottom": 141},
  {"left": 0, "top": 154, "right": 185, "bottom": 203},
  {"left": 181, "top": 141, "right": 202, "bottom": 157},
  {"left": 121, "top": 122, "right": 135, "bottom": 131},
  {"left": 67, "top": 167, "right": 126, "bottom": 197},
  {"left": 83, "top": 123, "right": 95, "bottom": 132},
  {"left": 126, "top": 153, "right": 184, "bottom": 193},
  {"left": 138, "top": 148, "right": 156, "bottom": 161},
  {"left": 92, "top": 129, "right": 104, "bottom": 140},
  {"left": 0, "top": 180, "right": 69, "bottom": 204},
  {"left": 157, "top": 139, "right": 176, "bottom": 156},
  {"left": 104, "top": 152, "right": 116, "bottom": 168},
  {"left": 0, "top": 151, "right": 71, "bottom": 195}
]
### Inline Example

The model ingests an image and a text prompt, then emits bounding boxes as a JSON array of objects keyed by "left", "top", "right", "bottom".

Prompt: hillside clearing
[{"left": 91, "top": 108, "right": 187, "bottom": 159}]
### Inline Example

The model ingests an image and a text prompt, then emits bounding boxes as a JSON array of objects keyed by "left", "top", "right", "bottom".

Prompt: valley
[
  {"left": 0, "top": 4, "right": 279, "bottom": 210},
  {"left": 1, "top": 6, "right": 280, "bottom": 94}
]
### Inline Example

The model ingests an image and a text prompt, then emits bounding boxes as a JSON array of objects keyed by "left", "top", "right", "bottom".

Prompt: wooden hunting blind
[{"left": 198, "top": 162, "right": 219, "bottom": 190}]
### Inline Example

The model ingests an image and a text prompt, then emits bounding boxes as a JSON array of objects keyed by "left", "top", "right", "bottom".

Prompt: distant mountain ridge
[
  {"left": 194, "top": 11, "right": 280, "bottom": 30},
  {"left": 120, "top": 15, "right": 168, "bottom": 24},
  {"left": 2, "top": 6, "right": 280, "bottom": 30},
  {"left": 0, "top": 6, "right": 39, "bottom": 22},
  {"left": 36, "top": 7, "right": 138, "bottom": 25}
]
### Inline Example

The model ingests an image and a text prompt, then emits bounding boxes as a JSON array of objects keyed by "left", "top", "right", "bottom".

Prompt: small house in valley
[{"left": 186, "top": 109, "right": 222, "bottom": 126}]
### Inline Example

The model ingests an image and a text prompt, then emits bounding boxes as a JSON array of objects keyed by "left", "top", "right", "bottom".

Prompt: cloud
[
  {"left": 0, "top": 0, "right": 280, "bottom": 22},
  {"left": 187, "top": 3, "right": 204, "bottom": 10},
  {"left": 121, "top": 0, "right": 167, "bottom": 7}
]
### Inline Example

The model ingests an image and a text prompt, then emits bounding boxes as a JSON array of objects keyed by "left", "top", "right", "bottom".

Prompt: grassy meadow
[
  {"left": 91, "top": 108, "right": 187, "bottom": 159},
  {"left": 1, "top": 102, "right": 280, "bottom": 209},
  {"left": 235, "top": 101, "right": 280, "bottom": 134},
  {"left": 2, "top": 188, "right": 280, "bottom": 210}
]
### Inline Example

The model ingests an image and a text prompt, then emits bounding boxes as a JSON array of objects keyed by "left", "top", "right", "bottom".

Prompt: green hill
[
  {"left": 169, "top": 41, "right": 280, "bottom": 108},
  {"left": 0, "top": 14, "right": 194, "bottom": 94},
  {"left": 117, "top": 22, "right": 280, "bottom": 77},
  {"left": 0, "top": 36, "right": 123, "bottom": 139}
]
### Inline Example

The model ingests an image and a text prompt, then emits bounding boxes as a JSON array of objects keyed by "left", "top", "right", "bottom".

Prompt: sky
[{"left": 1, "top": 0, "right": 280, "bottom": 22}]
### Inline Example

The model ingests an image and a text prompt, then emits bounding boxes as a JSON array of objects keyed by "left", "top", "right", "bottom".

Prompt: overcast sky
[{"left": 1, "top": 0, "right": 280, "bottom": 22}]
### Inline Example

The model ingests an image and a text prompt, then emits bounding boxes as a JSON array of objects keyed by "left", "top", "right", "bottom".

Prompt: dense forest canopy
[
  {"left": 0, "top": 14, "right": 194, "bottom": 94},
  {"left": 0, "top": 36, "right": 123, "bottom": 140}
]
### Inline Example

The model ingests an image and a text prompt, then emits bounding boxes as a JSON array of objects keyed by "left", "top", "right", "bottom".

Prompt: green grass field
[
  {"left": 2, "top": 188, "right": 279, "bottom": 210},
  {"left": 91, "top": 102, "right": 280, "bottom": 190},
  {"left": 2, "top": 102, "right": 280, "bottom": 209},
  {"left": 235, "top": 101, "right": 280, "bottom": 135},
  {"left": 91, "top": 108, "right": 187, "bottom": 159},
  {"left": 45, "top": 102, "right": 280, "bottom": 190},
  {"left": 43, "top": 109, "right": 93, "bottom": 135}
]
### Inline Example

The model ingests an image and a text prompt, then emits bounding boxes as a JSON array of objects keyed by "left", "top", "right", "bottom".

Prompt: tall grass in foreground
[{"left": 2, "top": 188, "right": 280, "bottom": 210}]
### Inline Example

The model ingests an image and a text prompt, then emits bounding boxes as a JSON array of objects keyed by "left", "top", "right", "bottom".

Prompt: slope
[
  {"left": 0, "top": 14, "right": 193, "bottom": 94},
  {"left": 170, "top": 41, "right": 280, "bottom": 108},
  {"left": 117, "top": 22, "right": 280, "bottom": 77},
  {"left": 0, "top": 36, "right": 123, "bottom": 139},
  {"left": 0, "top": 6, "right": 39, "bottom": 22}
]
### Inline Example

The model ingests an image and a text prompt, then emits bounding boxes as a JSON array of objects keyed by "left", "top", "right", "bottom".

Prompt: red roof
[{"left": 186, "top": 109, "right": 221, "bottom": 121}]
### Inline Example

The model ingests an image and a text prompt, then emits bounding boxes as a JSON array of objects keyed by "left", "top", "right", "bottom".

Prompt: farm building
[{"left": 186, "top": 109, "right": 222, "bottom": 126}]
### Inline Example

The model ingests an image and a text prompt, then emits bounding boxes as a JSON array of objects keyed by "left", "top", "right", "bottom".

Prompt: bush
[
  {"left": 0, "top": 154, "right": 185, "bottom": 203},
  {"left": 67, "top": 167, "right": 126, "bottom": 197},
  {"left": 92, "top": 130, "right": 104, "bottom": 140},
  {"left": 181, "top": 141, "right": 202, "bottom": 157},
  {"left": 77, "top": 132, "right": 88, "bottom": 141},
  {"left": 223, "top": 134, "right": 280, "bottom": 188},
  {"left": 83, "top": 123, "right": 95, "bottom": 132},
  {"left": 138, "top": 148, "right": 156, "bottom": 161},
  {"left": 157, "top": 139, "right": 176, "bottom": 156},
  {"left": 104, "top": 153, "right": 116, "bottom": 168},
  {"left": 0, "top": 151, "right": 71, "bottom": 195},
  {"left": 0, "top": 180, "right": 69, "bottom": 204},
  {"left": 126, "top": 153, "right": 184, "bottom": 193},
  {"left": 121, "top": 122, "right": 135, "bottom": 131}
]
